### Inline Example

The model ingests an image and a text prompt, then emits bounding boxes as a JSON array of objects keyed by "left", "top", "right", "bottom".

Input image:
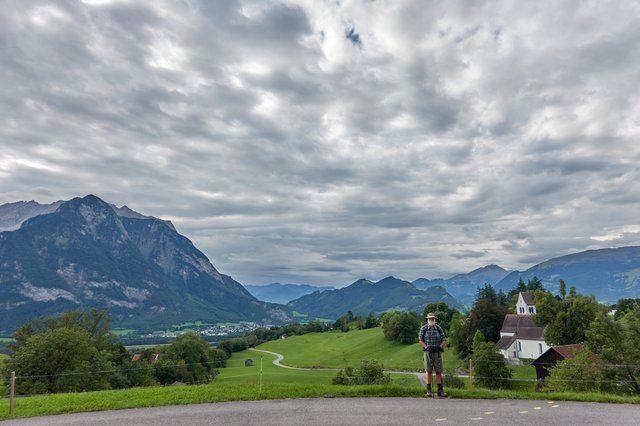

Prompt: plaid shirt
[{"left": 418, "top": 323, "right": 445, "bottom": 348}]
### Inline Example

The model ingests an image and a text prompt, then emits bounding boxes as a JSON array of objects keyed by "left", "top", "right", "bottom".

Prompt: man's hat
[{"left": 425, "top": 312, "right": 437, "bottom": 319}]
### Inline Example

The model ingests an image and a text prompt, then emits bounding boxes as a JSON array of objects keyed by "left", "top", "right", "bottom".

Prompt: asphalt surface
[{"left": 3, "top": 397, "right": 639, "bottom": 425}]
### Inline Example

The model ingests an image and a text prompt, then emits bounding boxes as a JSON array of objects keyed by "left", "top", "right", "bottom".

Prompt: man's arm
[
  {"left": 438, "top": 325, "right": 446, "bottom": 349},
  {"left": 418, "top": 326, "right": 428, "bottom": 350}
]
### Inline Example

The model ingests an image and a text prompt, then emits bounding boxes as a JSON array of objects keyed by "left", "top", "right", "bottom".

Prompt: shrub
[
  {"left": 332, "top": 360, "right": 391, "bottom": 385},
  {"left": 443, "top": 368, "right": 465, "bottom": 389}
]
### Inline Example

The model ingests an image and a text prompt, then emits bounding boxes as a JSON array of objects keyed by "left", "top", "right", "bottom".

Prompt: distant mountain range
[
  {"left": 244, "top": 283, "right": 335, "bottom": 305},
  {"left": 0, "top": 195, "right": 292, "bottom": 333},
  {"left": 287, "top": 276, "right": 463, "bottom": 319},
  {"left": 495, "top": 246, "right": 640, "bottom": 304},
  {"left": 412, "top": 265, "right": 511, "bottom": 306}
]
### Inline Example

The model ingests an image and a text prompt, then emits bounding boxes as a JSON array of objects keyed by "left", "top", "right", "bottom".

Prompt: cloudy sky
[{"left": 1, "top": 0, "right": 639, "bottom": 287}]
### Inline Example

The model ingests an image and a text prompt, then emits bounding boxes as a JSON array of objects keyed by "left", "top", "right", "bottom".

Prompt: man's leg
[
  {"left": 424, "top": 352, "right": 434, "bottom": 397},
  {"left": 435, "top": 353, "right": 448, "bottom": 398}
]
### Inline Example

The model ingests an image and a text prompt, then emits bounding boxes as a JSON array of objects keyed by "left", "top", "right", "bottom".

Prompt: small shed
[
  {"left": 245, "top": 358, "right": 253, "bottom": 367},
  {"left": 531, "top": 344, "right": 584, "bottom": 381}
]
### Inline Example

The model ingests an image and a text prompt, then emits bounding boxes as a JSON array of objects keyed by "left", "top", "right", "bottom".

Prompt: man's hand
[
  {"left": 440, "top": 341, "right": 446, "bottom": 350},
  {"left": 423, "top": 346, "right": 428, "bottom": 352}
]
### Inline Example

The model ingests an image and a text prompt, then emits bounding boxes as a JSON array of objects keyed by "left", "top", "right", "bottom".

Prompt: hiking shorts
[{"left": 424, "top": 350, "right": 443, "bottom": 374}]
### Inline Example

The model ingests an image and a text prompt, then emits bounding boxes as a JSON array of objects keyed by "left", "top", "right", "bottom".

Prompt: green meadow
[
  {"left": 218, "top": 348, "right": 419, "bottom": 387},
  {"left": 260, "top": 327, "right": 462, "bottom": 371}
]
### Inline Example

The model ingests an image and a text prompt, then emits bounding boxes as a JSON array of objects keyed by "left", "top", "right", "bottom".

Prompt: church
[{"left": 495, "top": 292, "right": 550, "bottom": 362}]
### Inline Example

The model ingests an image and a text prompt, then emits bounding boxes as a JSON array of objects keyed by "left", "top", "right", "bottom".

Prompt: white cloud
[{"left": 1, "top": 0, "right": 640, "bottom": 286}]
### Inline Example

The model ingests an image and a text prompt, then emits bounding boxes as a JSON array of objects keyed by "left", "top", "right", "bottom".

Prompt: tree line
[
  {"left": 1, "top": 311, "right": 336, "bottom": 395},
  {"left": 1, "top": 309, "right": 227, "bottom": 395}
]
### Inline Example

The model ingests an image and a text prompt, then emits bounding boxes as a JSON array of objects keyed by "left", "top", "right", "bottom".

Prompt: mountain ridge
[
  {"left": 0, "top": 195, "right": 291, "bottom": 332},
  {"left": 244, "top": 283, "right": 336, "bottom": 305},
  {"left": 287, "top": 276, "right": 463, "bottom": 319},
  {"left": 495, "top": 246, "right": 640, "bottom": 303}
]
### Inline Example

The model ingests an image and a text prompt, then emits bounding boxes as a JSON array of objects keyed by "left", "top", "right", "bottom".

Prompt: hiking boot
[
  {"left": 437, "top": 384, "right": 448, "bottom": 398},
  {"left": 425, "top": 384, "right": 434, "bottom": 398}
]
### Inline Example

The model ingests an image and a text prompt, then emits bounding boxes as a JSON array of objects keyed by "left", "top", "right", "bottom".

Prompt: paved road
[{"left": 3, "top": 397, "right": 638, "bottom": 425}]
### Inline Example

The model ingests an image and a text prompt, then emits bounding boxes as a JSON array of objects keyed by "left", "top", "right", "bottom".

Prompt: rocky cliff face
[{"left": 0, "top": 195, "right": 291, "bottom": 332}]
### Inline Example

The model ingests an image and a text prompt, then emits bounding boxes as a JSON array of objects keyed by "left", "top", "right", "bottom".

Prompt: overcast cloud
[{"left": 1, "top": 0, "right": 639, "bottom": 286}]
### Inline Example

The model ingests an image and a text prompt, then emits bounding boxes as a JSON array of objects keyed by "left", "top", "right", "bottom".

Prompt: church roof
[
  {"left": 520, "top": 291, "right": 534, "bottom": 305},
  {"left": 495, "top": 335, "right": 516, "bottom": 350},
  {"left": 501, "top": 314, "right": 545, "bottom": 340}
]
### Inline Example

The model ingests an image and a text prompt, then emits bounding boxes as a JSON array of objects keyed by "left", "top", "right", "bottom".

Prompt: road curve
[{"left": 3, "top": 397, "right": 638, "bottom": 425}]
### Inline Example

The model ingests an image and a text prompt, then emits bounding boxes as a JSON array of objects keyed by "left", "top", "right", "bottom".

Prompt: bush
[
  {"left": 332, "top": 360, "right": 391, "bottom": 385},
  {"left": 471, "top": 331, "right": 512, "bottom": 389},
  {"left": 544, "top": 349, "right": 619, "bottom": 394},
  {"left": 443, "top": 368, "right": 465, "bottom": 389}
]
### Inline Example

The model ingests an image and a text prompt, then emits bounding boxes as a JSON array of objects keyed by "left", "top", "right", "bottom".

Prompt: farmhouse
[{"left": 496, "top": 292, "right": 550, "bottom": 362}]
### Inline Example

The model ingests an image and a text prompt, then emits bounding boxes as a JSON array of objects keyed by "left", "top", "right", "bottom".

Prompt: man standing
[{"left": 418, "top": 312, "right": 448, "bottom": 398}]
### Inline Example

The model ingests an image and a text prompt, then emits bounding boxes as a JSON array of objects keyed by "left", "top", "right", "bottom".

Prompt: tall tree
[
  {"left": 534, "top": 283, "right": 605, "bottom": 345},
  {"left": 587, "top": 308, "right": 640, "bottom": 395},
  {"left": 422, "top": 302, "right": 459, "bottom": 335}
]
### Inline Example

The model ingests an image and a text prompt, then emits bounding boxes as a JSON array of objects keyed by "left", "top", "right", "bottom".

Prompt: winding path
[{"left": 249, "top": 347, "right": 427, "bottom": 384}]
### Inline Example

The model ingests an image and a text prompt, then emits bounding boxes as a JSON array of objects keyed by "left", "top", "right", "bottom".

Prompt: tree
[
  {"left": 208, "top": 348, "right": 229, "bottom": 369},
  {"left": 448, "top": 312, "right": 472, "bottom": 358},
  {"left": 543, "top": 349, "right": 616, "bottom": 393},
  {"left": 467, "top": 298, "right": 509, "bottom": 343},
  {"left": 535, "top": 284, "right": 604, "bottom": 345},
  {"left": 10, "top": 308, "right": 116, "bottom": 354},
  {"left": 471, "top": 331, "right": 512, "bottom": 389},
  {"left": 614, "top": 298, "right": 640, "bottom": 320},
  {"left": 422, "top": 302, "right": 459, "bottom": 335},
  {"left": 381, "top": 311, "right": 421, "bottom": 344},
  {"left": 362, "top": 312, "right": 379, "bottom": 329},
  {"left": 334, "top": 311, "right": 355, "bottom": 332},
  {"left": 3, "top": 309, "right": 131, "bottom": 395},
  {"left": 449, "top": 284, "right": 509, "bottom": 358},
  {"left": 3, "top": 328, "right": 113, "bottom": 394},
  {"left": 586, "top": 308, "right": 640, "bottom": 395},
  {"left": 157, "top": 332, "right": 219, "bottom": 385}
]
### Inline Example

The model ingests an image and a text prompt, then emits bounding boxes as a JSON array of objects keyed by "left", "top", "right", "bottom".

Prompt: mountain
[
  {"left": 244, "top": 283, "right": 335, "bottom": 305},
  {"left": 0, "top": 195, "right": 292, "bottom": 333},
  {"left": 495, "top": 246, "right": 640, "bottom": 303},
  {"left": 287, "top": 276, "right": 463, "bottom": 319},
  {"left": 412, "top": 265, "right": 511, "bottom": 306},
  {"left": 0, "top": 200, "right": 64, "bottom": 232}
]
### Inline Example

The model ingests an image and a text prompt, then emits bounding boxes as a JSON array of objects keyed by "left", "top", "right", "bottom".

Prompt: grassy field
[
  {"left": 261, "top": 328, "right": 461, "bottom": 371},
  {"left": 217, "top": 348, "right": 419, "bottom": 388},
  {"left": 259, "top": 328, "right": 537, "bottom": 382},
  {"left": 0, "top": 338, "right": 14, "bottom": 343}
]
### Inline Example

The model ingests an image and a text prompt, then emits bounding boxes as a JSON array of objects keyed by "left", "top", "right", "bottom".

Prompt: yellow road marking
[
  {"left": 471, "top": 417, "right": 483, "bottom": 421},
  {"left": 519, "top": 410, "right": 529, "bottom": 414},
  {"left": 435, "top": 418, "right": 447, "bottom": 422},
  {"left": 484, "top": 411, "right": 495, "bottom": 415},
  {"left": 534, "top": 407, "right": 542, "bottom": 410},
  {"left": 552, "top": 405, "right": 559, "bottom": 408},
  {"left": 547, "top": 401, "right": 555, "bottom": 404}
]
